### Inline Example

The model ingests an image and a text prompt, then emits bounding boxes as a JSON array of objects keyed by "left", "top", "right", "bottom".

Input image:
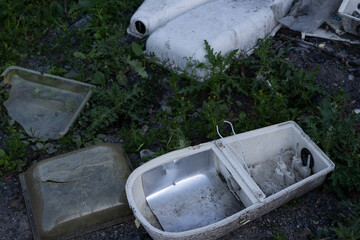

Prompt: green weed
[
  {"left": 0, "top": 129, "right": 27, "bottom": 175},
  {"left": 248, "top": 39, "right": 323, "bottom": 125},
  {"left": 120, "top": 124, "right": 163, "bottom": 153},
  {"left": 301, "top": 97, "right": 360, "bottom": 195},
  {"left": 271, "top": 232, "right": 287, "bottom": 240}
]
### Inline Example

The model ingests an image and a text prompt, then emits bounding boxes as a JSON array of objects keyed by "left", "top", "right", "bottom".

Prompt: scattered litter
[
  {"left": 318, "top": 42, "right": 326, "bottom": 48},
  {"left": 326, "top": 14, "right": 346, "bottom": 35},
  {"left": 1, "top": 66, "right": 94, "bottom": 139},
  {"left": 338, "top": 0, "right": 360, "bottom": 36},
  {"left": 69, "top": 15, "right": 91, "bottom": 32},
  {"left": 279, "top": 0, "right": 360, "bottom": 43},
  {"left": 126, "top": 121, "right": 335, "bottom": 239},
  {"left": 278, "top": 34, "right": 360, "bottom": 66},
  {"left": 278, "top": 0, "right": 342, "bottom": 33},
  {"left": 19, "top": 144, "right": 133, "bottom": 240},
  {"left": 303, "top": 28, "right": 360, "bottom": 44}
]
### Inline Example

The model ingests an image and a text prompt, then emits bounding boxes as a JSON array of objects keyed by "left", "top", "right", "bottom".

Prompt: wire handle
[{"left": 216, "top": 121, "right": 250, "bottom": 175}]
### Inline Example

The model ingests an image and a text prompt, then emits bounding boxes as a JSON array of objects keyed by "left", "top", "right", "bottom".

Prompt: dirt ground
[{"left": 0, "top": 28, "right": 359, "bottom": 240}]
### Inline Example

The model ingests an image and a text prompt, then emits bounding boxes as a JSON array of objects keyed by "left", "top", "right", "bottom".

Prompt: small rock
[
  {"left": 46, "top": 145, "right": 58, "bottom": 155},
  {"left": 18, "top": 216, "right": 30, "bottom": 231},
  {"left": 36, "top": 142, "right": 44, "bottom": 150},
  {"left": 64, "top": 65, "right": 72, "bottom": 70},
  {"left": 349, "top": 68, "right": 356, "bottom": 72},
  {"left": 10, "top": 199, "right": 24, "bottom": 211},
  {"left": 140, "top": 149, "right": 155, "bottom": 159},
  {"left": 8, "top": 118, "right": 15, "bottom": 126},
  {"left": 338, "top": 50, "right": 348, "bottom": 58},
  {"left": 300, "top": 227, "right": 312, "bottom": 238},
  {"left": 142, "top": 125, "right": 149, "bottom": 134},
  {"left": 266, "top": 230, "right": 272, "bottom": 236},
  {"left": 69, "top": 15, "right": 91, "bottom": 32},
  {"left": 64, "top": 70, "right": 80, "bottom": 79},
  {"left": 161, "top": 105, "right": 172, "bottom": 114},
  {"left": 348, "top": 74, "right": 354, "bottom": 81},
  {"left": 325, "top": 46, "right": 334, "bottom": 52},
  {"left": 354, "top": 109, "right": 360, "bottom": 114},
  {"left": 36, "top": 66, "right": 50, "bottom": 73},
  {"left": 333, "top": 83, "right": 338, "bottom": 87}
]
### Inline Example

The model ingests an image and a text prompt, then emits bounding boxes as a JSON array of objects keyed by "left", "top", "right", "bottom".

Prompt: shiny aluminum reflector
[{"left": 142, "top": 150, "right": 244, "bottom": 232}]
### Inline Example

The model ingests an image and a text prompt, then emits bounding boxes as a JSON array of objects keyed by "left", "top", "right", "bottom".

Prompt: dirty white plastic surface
[
  {"left": 126, "top": 121, "right": 334, "bottom": 240},
  {"left": 145, "top": 0, "right": 284, "bottom": 73},
  {"left": 338, "top": 0, "right": 360, "bottom": 36},
  {"left": 127, "top": 0, "right": 215, "bottom": 37}
]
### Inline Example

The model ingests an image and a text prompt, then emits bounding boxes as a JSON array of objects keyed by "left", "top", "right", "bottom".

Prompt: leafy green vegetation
[
  {"left": 0, "top": 128, "right": 27, "bottom": 176},
  {"left": 301, "top": 96, "right": 360, "bottom": 196},
  {"left": 271, "top": 232, "right": 287, "bottom": 240}
]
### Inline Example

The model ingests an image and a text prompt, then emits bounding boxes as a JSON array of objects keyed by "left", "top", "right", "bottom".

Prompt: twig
[
  {"left": 64, "top": 0, "right": 70, "bottom": 17},
  {"left": 277, "top": 34, "right": 360, "bottom": 66}
]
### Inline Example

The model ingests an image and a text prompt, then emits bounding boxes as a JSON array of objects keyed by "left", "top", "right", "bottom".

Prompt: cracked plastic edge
[
  {"left": 1, "top": 66, "right": 95, "bottom": 139},
  {"left": 1, "top": 66, "right": 94, "bottom": 88},
  {"left": 19, "top": 173, "right": 41, "bottom": 240}
]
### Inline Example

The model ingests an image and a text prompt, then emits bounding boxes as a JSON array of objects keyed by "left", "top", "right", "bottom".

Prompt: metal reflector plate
[{"left": 142, "top": 150, "right": 243, "bottom": 232}]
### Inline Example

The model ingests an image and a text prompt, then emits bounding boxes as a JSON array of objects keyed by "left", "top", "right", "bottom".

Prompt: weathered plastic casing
[
  {"left": 20, "top": 144, "right": 133, "bottom": 240},
  {"left": 1, "top": 66, "right": 94, "bottom": 139},
  {"left": 127, "top": 0, "right": 214, "bottom": 37},
  {"left": 128, "top": 0, "right": 293, "bottom": 76},
  {"left": 338, "top": 0, "right": 360, "bottom": 36},
  {"left": 126, "top": 121, "right": 335, "bottom": 240}
]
